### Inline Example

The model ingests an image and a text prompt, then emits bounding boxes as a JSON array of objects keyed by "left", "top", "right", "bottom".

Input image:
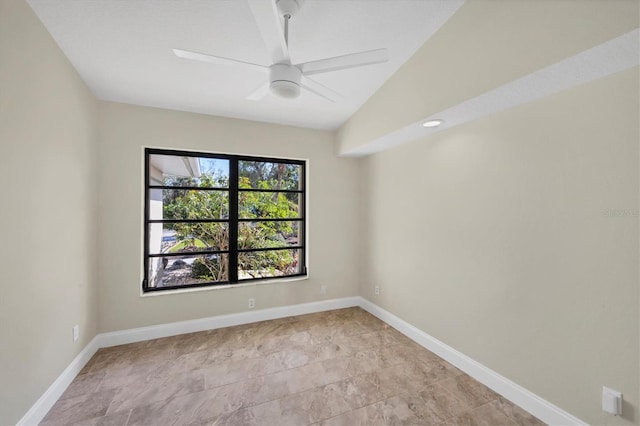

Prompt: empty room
[{"left": 1, "top": 0, "right": 638, "bottom": 425}]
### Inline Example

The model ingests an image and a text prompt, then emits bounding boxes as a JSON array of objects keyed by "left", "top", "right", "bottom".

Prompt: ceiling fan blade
[
  {"left": 246, "top": 0, "right": 290, "bottom": 65},
  {"left": 301, "top": 76, "right": 340, "bottom": 102},
  {"left": 173, "top": 49, "right": 268, "bottom": 73},
  {"left": 246, "top": 81, "right": 271, "bottom": 101},
  {"left": 297, "top": 48, "right": 388, "bottom": 76}
]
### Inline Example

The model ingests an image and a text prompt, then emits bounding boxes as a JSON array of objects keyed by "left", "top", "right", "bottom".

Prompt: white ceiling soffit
[
  {"left": 150, "top": 154, "right": 202, "bottom": 178},
  {"left": 27, "top": 0, "right": 465, "bottom": 130},
  {"left": 343, "top": 28, "right": 640, "bottom": 157}
]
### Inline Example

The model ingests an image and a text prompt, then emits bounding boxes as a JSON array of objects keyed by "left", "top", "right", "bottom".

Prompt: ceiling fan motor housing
[{"left": 270, "top": 64, "right": 302, "bottom": 98}]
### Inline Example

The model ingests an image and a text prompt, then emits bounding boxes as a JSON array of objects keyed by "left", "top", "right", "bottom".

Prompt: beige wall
[
  {"left": 4, "top": 0, "right": 639, "bottom": 424},
  {"left": 358, "top": 68, "right": 639, "bottom": 424},
  {"left": 96, "top": 102, "right": 360, "bottom": 333},
  {"left": 337, "top": 0, "right": 639, "bottom": 156},
  {"left": 0, "top": 0, "right": 99, "bottom": 424}
]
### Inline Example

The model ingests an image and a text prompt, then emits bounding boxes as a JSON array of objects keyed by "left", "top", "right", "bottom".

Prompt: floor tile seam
[
  {"left": 202, "top": 366, "right": 286, "bottom": 392},
  {"left": 200, "top": 350, "right": 264, "bottom": 367},
  {"left": 322, "top": 397, "right": 367, "bottom": 421},
  {"left": 162, "top": 351, "right": 264, "bottom": 375},
  {"left": 276, "top": 336, "right": 395, "bottom": 355},
  {"left": 256, "top": 333, "right": 338, "bottom": 354},
  {"left": 97, "top": 343, "right": 162, "bottom": 356},
  {"left": 484, "top": 398, "right": 533, "bottom": 426},
  {"left": 123, "top": 409, "right": 133, "bottom": 426},
  {"left": 204, "top": 372, "right": 255, "bottom": 390},
  {"left": 201, "top": 351, "right": 354, "bottom": 391},
  {"left": 311, "top": 394, "right": 415, "bottom": 425},
  {"left": 230, "top": 369, "right": 384, "bottom": 414},
  {"left": 411, "top": 390, "right": 461, "bottom": 422},
  {"left": 375, "top": 380, "right": 411, "bottom": 401},
  {"left": 96, "top": 314, "right": 364, "bottom": 347},
  {"left": 201, "top": 372, "right": 311, "bottom": 411},
  {"left": 254, "top": 340, "right": 334, "bottom": 357},
  {"left": 236, "top": 390, "right": 290, "bottom": 411},
  {"left": 396, "top": 390, "right": 448, "bottom": 424},
  {"left": 51, "top": 387, "right": 118, "bottom": 423},
  {"left": 104, "top": 394, "right": 131, "bottom": 417},
  {"left": 419, "top": 380, "right": 473, "bottom": 413},
  {"left": 464, "top": 399, "right": 520, "bottom": 425},
  {"left": 56, "top": 374, "right": 104, "bottom": 403},
  {"left": 95, "top": 321, "right": 379, "bottom": 359},
  {"left": 388, "top": 367, "right": 433, "bottom": 393},
  {"left": 276, "top": 393, "right": 354, "bottom": 425},
  {"left": 308, "top": 394, "right": 382, "bottom": 424},
  {"left": 115, "top": 384, "right": 223, "bottom": 421},
  {"left": 89, "top": 373, "right": 112, "bottom": 401},
  {"left": 447, "top": 379, "right": 500, "bottom": 408},
  {"left": 414, "top": 375, "right": 456, "bottom": 391},
  {"left": 103, "top": 377, "right": 195, "bottom": 417},
  {"left": 100, "top": 366, "right": 186, "bottom": 391},
  {"left": 202, "top": 364, "right": 472, "bottom": 423},
  {"left": 259, "top": 348, "right": 358, "bottom": 377},
  {"left": 119, "top": 354, "right": 344, "bottom": 387},
  {"left": 319, "top": 370, "right": 401, "bottom": 408}
]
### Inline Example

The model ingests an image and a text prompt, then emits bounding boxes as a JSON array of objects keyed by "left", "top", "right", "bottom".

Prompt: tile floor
[{"left": 41, "top": 308, "right": 546, "bottom": 425}]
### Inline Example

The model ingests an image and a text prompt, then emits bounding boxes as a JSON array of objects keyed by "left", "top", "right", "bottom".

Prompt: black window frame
[{"left": 143, "top": 148, "right": 307, "bottom": 293}]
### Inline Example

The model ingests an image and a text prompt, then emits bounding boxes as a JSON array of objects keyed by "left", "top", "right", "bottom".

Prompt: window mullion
[{"left": 229, "top": 158, "right": 239, "bottom": 283}]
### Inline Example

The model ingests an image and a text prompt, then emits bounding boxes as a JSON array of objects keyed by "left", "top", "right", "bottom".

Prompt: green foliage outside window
[{"left": 163, "top": 166, "right": 301, "bottom": 282}]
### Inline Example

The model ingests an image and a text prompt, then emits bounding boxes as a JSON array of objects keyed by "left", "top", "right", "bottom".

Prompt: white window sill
[{"left": 140, "top": 274, "right": 309, "bottom": 297}]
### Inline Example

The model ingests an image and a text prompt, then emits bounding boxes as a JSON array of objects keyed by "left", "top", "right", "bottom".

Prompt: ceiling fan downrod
[
  {"left": 276, "top": 0, "right": 302, "bottom": 46},
  {"left": 283, "top": 14, "right": 290, "bottom": 46}
]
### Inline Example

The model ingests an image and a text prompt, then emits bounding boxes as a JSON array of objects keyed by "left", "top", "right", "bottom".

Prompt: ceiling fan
[{"left": 173, "top": 0, "right": 388, "bottom": 102}]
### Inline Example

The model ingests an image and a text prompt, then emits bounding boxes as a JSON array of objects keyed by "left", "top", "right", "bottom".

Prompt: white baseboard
[
  {"left": 98, "top": 297, "right": 360, "bottom": 348},
  {"left": 17, "top": 336, "right": 100, "bottom": 426},
  {"left": 357, "top": 297, "right": 586, "bottom": 426},
  {"left": 20, "top": 295, "right": 584, "bottom": 426}
]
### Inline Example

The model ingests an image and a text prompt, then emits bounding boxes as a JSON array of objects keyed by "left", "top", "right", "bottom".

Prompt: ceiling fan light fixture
[{"left": 271, "top": 80, "right": 301, "bottom": 98}]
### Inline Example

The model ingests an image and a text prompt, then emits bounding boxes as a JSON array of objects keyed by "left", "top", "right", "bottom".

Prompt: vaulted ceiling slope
[
  {"left": 337, "top": 1, "right": 640, "bottom": 156},
  {"left": 26, "top": 0, "right": 464, "bottom": 130}
]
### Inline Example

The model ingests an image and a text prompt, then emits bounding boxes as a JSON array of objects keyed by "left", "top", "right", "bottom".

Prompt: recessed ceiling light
[{"left": 422, "top": 119, "right": 443, "bottom": 128}]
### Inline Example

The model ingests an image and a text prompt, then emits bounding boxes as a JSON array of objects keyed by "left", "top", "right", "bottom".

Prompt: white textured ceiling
[{"left": 27, "top": 0, "right": 465, "bottom": 130}]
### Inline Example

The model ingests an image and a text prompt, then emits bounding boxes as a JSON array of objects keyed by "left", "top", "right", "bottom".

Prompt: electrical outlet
[
  {"left": 602, "top": 386, "right": 622, "bottom": 415},
  {"left": 248, "top": 298, "right": 255, "bottom": 309},
  {"left": 72, "top": 325, "right": 79, "bottom": 342},
  {"left": 320, "top": 285, "right": 327, "bottom": 294},
  {"left": 375, "top": 286, "right": 380, "bottom": 295}
]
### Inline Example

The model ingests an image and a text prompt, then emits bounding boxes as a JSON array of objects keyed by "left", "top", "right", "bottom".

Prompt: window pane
[
  {"left": 238, "top": 221, "right": 301, "bottom": 250},
  {"left": 150, "top": 188, "right": 229, "bottom": 220},
  {"left": 149, "top": 154, "right": 229, "bottom": 188},
  {"left": 238, "top": 249, "right": 302, "bottom": 280},
  {"left": 239, "top": 191, "right": 300, "bottom": 219},
  {"left": 148, "top": 254, "right": 229, "bottom": 288},
  {"left": 238, "top": 160, "right": 301, "bottom": 190},
  {"left": 145, "top": 150, "right": 307, "bottom": 292},
  {"left": 148, "top": 223, "right": 229, "bottom": 255}
]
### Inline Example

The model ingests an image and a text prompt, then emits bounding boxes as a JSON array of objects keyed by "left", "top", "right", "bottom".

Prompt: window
[{"left": 143, "top": 148, "right": 306, "bottom": 292}]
